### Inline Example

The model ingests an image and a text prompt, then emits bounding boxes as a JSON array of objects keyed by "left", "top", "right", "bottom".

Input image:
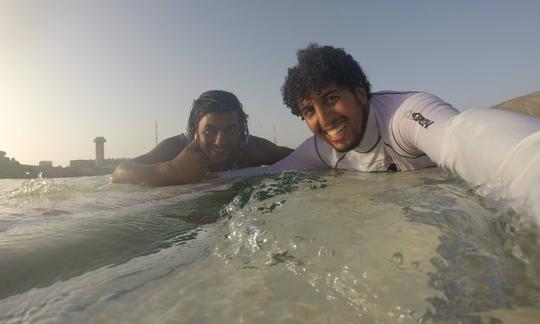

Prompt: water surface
[{"left": 1, "top": 169, "right": 539, "bottom": 323}]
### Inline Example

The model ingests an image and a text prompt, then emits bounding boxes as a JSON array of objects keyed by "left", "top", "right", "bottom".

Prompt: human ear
[{"left": 354, "top": 87, "right": 369, "bottom": 106}]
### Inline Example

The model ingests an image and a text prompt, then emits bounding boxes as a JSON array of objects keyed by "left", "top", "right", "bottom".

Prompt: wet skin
[
  {"left": 298, "top": 85, "right": 370, "bottom": 152},
  {"left": 110, "top": 109, "right": 293, "bottom": 186},
  {"left": 196, "top": 111, "right": 242, "bottom": 170}
]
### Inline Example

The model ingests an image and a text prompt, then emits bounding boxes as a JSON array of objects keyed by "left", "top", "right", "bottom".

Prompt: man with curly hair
[
  {"left": 220, "top": 44, "right": 458, "bottom": 175},
  {"left": 219, "top": 45, "right": 540, "bottom": 210},
  {"left": 111, "top": 90, "right": 293, "bottom": 186}
]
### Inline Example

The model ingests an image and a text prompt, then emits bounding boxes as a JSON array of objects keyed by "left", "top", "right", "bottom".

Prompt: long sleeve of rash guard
[
  {"left": 392, "top": 93, "right": 540, "bottom": 217},
  {"left": 439, "top": 109, "right": 540, "bottom": 212}
]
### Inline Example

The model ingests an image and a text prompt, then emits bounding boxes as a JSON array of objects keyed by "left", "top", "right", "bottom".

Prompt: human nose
[
  {"left": 315, "top": 104, "right": 335, "bottom": 128},
  {"left": 214, "top": 131, "right": 228, "bottom": 146}
]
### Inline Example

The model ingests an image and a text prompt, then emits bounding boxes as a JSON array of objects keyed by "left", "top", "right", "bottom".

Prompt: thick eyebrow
[
  {"left": 320, "top": 89, "right": 339, "bottom": 99},
  {"left": 225, "top": 124, "right": 239, "bottom": 130},
  {"left": 204, "top": 122, "right": 239, "bottom": 130},
  {"left": 299, "top": 102, "right": 313, "bottom": 112}
]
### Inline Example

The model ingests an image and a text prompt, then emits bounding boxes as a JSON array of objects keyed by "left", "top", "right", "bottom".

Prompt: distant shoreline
[
  {"left": 0, "top": 164, "right": 116, "bottom": 179},
  {"left": 0, "top": 156, "right": 127, "bottom": 179}
]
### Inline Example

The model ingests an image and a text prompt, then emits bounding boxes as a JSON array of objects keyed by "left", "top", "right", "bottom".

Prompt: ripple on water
[
  {"left": 214, "top": 169, "right": 540, "bottom": 323},
  {"left": 1, "top": 169, "right": 540, "bottom": 323}
]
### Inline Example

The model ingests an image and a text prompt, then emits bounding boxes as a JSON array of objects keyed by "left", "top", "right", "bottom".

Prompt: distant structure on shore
[
  {"left": 0, "top": 151, "right": 27, "bottom": 178},
  {"left": 94, "top": 136, "right": 106, "bottom": 167},
  {"left": 1, "top": 137, "right": 128, "bottom": 179},
  {"left": 155, "top": 122, "right": 158, "bottom": 146}
]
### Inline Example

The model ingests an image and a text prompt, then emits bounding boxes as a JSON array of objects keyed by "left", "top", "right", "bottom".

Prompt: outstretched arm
[
  {"left": 111, "top": 139, "right": 209, "bottom": 186},
  {"left": 241, "top": 135, "right": 294, "bottom": 167},
  {"left": 393, "top": 93, "right": 540, "bottom": 218},
  {"left": 428, "top": 108, "right": 540, "bottom": 201},
  {"left": 217, "top": 136, "right": 326, "bottom": 180}
]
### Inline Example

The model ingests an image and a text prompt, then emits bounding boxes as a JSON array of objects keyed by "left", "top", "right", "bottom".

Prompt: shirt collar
[{"left": 353, "top": 105, "right": 381, "bottom": 153}]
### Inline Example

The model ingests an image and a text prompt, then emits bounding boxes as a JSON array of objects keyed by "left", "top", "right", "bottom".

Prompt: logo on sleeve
[{"left": 411, "top": 112, "right": 434, "bottom": 129}]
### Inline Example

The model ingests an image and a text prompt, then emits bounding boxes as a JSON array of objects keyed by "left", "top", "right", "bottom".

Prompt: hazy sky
[{"left": 1, "top": 0, "right": 539, "bottom": 166}]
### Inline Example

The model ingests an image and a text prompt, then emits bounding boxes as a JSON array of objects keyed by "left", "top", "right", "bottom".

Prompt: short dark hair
[
  {"left": 281, "top": 44, "right": 372, "bottom": 117},
  {"left": 187, "top": 90, "right": 249, "bottom": 143}
]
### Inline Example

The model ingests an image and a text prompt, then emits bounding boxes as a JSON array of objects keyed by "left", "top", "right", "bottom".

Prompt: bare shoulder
[
  {"left": 132, "top": 134, "right": 188, "bottom": 164},
  {"left": 241, "top": 135, "right": 294, "bottom": 167}
]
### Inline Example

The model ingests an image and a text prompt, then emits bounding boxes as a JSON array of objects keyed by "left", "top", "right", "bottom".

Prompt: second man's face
[
  {"left": 298, "top": 85, "right": 370, "bottom": 152},
  {"left": 196, "top": 111, "right": 242, "bottom": 167}
]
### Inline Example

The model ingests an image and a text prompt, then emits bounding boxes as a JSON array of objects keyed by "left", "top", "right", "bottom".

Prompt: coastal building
[
  {"left": 94, "top": 137, "right": 106, "bottom": 167},
  {"left": 70, "top": 159, "right": 96, "bottom": 169},
  {"left": 1, "top": 147, "right": 127, "bottom": 179}
]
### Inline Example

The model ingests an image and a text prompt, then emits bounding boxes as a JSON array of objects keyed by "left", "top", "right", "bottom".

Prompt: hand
[
  {"left": 171, "top": 138, "right": 210, "bottom": 183},
  {"left": 110, "top": 161, "right": 134, "bottom": 183},
  {"left": 110, "top": 139, "right": 210, "bottom": 186}
]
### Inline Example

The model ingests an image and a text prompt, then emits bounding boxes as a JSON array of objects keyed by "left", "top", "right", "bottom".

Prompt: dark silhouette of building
[
  {"left": 1, "top": 140, "right": 128, "bottom": 179},
  {"left": 94, "top": 137, "right": 106, "bottom": 167}
]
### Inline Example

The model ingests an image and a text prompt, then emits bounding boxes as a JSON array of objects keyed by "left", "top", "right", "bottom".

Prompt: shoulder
[
  {"left": 393, "top": 92, "right": 459, "bottom": 124},
  {"left": 132, "top": 134, "right": 188, "bottom": 164},
  {"left": 164, "top": 133, "right": 189, "bottom": 146},
  {"left": 154, "top": 134, "right": 188, "bottom": 153},
  {"left": 371, "top": 91, "right": 448, "bottom": 108},
  {"left": 380, "top": 91, "right": 459, "bottom": 160},
  {"left": 245, "top": 135, "right": 271, "bottom": 147},
  {"left": 371, "top": 91, "right": 422, "bottom": 113},
  {"left": 371, "top": 91, "right": 457, "bottom": 122}
]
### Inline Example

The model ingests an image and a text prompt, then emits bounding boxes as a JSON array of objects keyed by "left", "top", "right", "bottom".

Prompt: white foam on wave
[
  {"left": 1, "top": 169, "right": 539, "bottom": 323},
  {"left": 213, "top": 171, "right": 448, "bottom": 322}
]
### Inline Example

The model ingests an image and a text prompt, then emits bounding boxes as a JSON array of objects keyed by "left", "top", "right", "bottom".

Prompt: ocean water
[{"left": 0, "top": 169, "right": 539, "bottom": 323}]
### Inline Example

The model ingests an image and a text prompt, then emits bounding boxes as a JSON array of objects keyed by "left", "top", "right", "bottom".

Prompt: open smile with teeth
[{"left": 325, "top": 123, "right": 347, "bottom": 140}]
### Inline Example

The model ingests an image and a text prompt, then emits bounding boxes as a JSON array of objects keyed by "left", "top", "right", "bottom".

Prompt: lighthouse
[{"left": 94, "top": 137, "right": 106, "bottom": 167}]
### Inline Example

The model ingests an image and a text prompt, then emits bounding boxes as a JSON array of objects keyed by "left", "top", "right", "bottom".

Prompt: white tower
[{"left": 94, "top": 137, "right": 106, "bottom": 167}]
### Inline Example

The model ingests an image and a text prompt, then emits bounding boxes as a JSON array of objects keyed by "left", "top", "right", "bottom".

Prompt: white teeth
[{"left": 326, "top": 124, "right": 346, "bottom": 137}]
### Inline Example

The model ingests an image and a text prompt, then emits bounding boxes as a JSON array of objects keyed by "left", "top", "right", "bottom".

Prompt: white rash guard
[{"left": 219, "top": 91, "right": 540, "bottom": 216}]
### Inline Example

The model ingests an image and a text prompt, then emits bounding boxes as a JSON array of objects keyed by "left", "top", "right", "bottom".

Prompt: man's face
[
  {"left": 196, "top": 111, "right": 242, "bottom": 167},
  {"left": 298, "top": 85, "right": 369, "bottom": 152}
]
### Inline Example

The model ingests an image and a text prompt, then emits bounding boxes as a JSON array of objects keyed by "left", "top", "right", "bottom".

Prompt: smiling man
[
  {"left": 219, "top": 44, "right": 454, "bottom": 177},
  {"left": 299, "top": 85, "right": 369, "bottom": 153},
  {"left": 218, "top": 44, "right": 540, "bottom": 211},
  {"left": 111, "top": 90, "right": 293, "bottom": 186}
]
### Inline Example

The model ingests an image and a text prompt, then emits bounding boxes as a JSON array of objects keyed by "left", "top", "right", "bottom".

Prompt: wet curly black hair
[{"left": 281, "top": 44, "right": 372, "bottom": 117}]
